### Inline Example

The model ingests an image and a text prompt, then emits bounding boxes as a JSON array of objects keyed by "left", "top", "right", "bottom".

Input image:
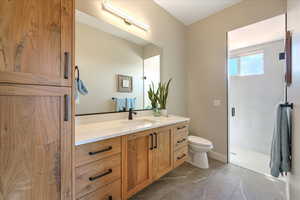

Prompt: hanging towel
[
  {"left": 74, "top": 80, "right": 79, "bottom": 104},
  {"left": 126, "top": 98, "right": 136, "bottom": 111},
  {"left": 270, "top": 104, "right": 292, "bottom": 177},
  {"left": 77, "top": 79, "right": 88, "bottom": 95},
  {"left": 74, "top": 66, "right": 88, "bottom": 104},
  {"left": 116, "top": 98, "right": 126, "bottom": 112}
]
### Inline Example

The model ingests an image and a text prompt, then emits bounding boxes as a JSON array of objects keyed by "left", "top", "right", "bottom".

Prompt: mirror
[{"left": 75, "top": 10, "right": 162, "bottom": 115}]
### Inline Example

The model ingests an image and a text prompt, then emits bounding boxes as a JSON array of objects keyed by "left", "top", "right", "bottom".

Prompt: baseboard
[{"left": 208, "top": 151, "right": 227, "bottom": 163}]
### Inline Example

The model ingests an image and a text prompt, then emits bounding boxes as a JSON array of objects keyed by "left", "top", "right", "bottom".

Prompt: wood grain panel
[
  {"left": 0, "top": 84, "right": 72, "bottom": 200},
  {"left": 0, "top": 0, "right": 73, "bottom": 86},
  {"left": 75, "top": 153, "right": 121, "bottom": 199},
  {"left": 75, "top": 137, "right": 121, "bottom": 167},
  {"left": 78, "top": 179, "right": 121, "bottom": 200},
  {"left": 123, "top": 130, "right": 153, "bottom": 199},
  {"left": 152, "top": 126, "right": 173, "bottom": 180}
]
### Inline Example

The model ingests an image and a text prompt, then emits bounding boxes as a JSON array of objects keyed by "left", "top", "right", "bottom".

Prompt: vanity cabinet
[
  {"left": 0, "top": 0, "right": 73, "bottom": 86},
  {"left": 0, "top": 84, "right": 72, "bottom": 200},
  {"left": 122, "top": 124, "right": 187, "bottom": 199},
  {"left": 75, "top": 122, "right": 189, "bottom": 200}
]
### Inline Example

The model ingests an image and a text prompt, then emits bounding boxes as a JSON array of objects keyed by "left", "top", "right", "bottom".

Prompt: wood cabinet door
[
  {"left": 122, "top": 130, "right": 154, "bottom": 199},
  {"left": 0, "top": 84, "right": 72, "bottom": 200},
  {"left": 152, "top": 126, "right": 173, "bottom": 180},
  {"left": 0, "top": 0, "right": 73, "bottom": 86}
]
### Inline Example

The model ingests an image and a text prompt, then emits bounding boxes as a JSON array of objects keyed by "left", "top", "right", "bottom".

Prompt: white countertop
[{"left": 75, "top": 115, "right": 190, "bottom": 146}]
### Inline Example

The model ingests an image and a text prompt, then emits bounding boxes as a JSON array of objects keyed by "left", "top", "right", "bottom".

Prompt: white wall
[
  {"left": 75, "top": 22, "right": 144, "bottom": 114},
  {"left": 229, "top": 40, "right": 285, "bottom": 155},
  {"left": 287, "top": 0, "right": 300, "bottom": 199},
  {"left": 187, "top": 0, "right": 286, "bottom": 158},
  {"left": 76, "top": 0, "right": 187, "bottom": 116}
]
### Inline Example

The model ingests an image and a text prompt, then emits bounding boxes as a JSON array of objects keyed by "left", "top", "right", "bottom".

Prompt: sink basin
[{"left": 120, "top": 118, "right": 156, "bottom": 125}]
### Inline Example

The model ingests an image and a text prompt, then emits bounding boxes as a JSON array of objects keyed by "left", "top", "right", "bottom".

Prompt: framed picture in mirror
[{"left": 117, "top": 74, "right": 133, "bottom": 93}]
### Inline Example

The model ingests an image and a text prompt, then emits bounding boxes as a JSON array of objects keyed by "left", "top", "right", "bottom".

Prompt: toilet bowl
[{"left": 187, "top": 135, "right": 213, "bottom": 169}]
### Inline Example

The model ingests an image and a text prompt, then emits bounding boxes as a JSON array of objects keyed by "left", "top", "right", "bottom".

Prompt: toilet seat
[{"left": 188, "top": 136, "right": 213, "bottom": 148}]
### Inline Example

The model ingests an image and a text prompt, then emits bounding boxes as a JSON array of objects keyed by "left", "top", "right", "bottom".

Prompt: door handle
[
  {"left": 64, "top": 95, "right": 70, "bottom": 121},
  {"left": 150, "top": 134, "right": 154, "bottom": 150},
  {"left": 231, "top": 107, "right": 236, "bottom": 117},
  {"left": 64, "top": 52, "right": 71, "bottom": 79},
  {"left": 153, "top": 132, "right": 158, "bottom": 149}
]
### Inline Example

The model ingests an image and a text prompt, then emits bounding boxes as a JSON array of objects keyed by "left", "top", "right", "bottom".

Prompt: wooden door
[
  {"left": 122, "top": 130, "right": 154, "bottom": 199},
  {"left": 0, "top": 84, "right": 72, "bottom": 200},
  {"left": 152, "top": 126, "right": 173, "bottom": 180},
  {"left": 0, "top": 0, "right": 73, "bottom": 86}
]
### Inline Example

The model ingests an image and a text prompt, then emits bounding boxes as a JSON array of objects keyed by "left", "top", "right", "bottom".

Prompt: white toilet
[{"left": 187, "top": 135, "right": 213, "bottom": 169}]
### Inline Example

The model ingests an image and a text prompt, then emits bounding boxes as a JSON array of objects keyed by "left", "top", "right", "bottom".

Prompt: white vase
[{"left": 160, "top": 109, "right": 168, "bottom": 117}]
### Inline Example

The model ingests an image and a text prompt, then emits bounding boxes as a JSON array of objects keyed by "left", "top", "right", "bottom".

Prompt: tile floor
[{"left": 130, "top": 159, "right": 287, "bottom": 200}]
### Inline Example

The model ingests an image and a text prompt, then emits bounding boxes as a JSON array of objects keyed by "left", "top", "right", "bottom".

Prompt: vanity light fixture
[{"left": 102, "top": 0, "right": 150, "bottom": 31}]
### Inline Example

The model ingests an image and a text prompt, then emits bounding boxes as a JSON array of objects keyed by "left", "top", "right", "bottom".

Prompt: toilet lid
[{"left": 188, "top": 136, "right": 212, "bottom": 147}]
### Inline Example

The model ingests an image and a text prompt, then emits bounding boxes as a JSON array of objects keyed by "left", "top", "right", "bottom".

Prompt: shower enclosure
[{"left": 227, "top": 15, "right": 286, "bottom": 176}]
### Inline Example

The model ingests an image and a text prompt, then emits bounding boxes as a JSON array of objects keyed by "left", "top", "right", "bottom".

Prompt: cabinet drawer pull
[
  {"left": 64, "top": 52, "right": 71, "bottom": 79},
  {"left": 150, "top": 134, "right": 154, "bottom": 150},
  {"left": 177, "top": 138, "right": 186, "bottom": 144},
  {"left": 108, "top": 196, "right": 112, "bottom": 200},
  {"left": 177, "top": 154, "right": 186, "bottom": 160},
  {"left": 177, "top": 126, "right": 187, "bottom": 130},
  {"left": 153, "top": 132, "right": 158, "bottom": 149},
  {"left": 89, "top": 146, "right": 112, "bottom": 155},
  {"left": 89, "top": 169, "right": 112, "bottom": 181}
]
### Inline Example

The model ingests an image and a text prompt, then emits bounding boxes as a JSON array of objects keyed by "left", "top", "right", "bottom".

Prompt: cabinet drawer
[
  {"left": 174, "top": 122, "right": 188, "bottom": 134},
  {"left": 174, "top": 146, "right": 188, "bottom": 168},
  {"left": 76, "top": 154, "right": 121, "bottom": 199},
  {"left": 76, "top": 137, "right": 121, "bottom": 167},
  {"left": 174, "top": 129, "right": 188, "bottom": 150},
  {"left": 78, "top": 179, "right": 121, "bottom": 200}
]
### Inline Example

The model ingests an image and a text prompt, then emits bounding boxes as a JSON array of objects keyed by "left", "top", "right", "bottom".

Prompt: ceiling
[
  {"left": 228, "top": 14, "right": 285, "bottom": 51},
  {"left": 153, "top": 0, "right": 242, "bottom": 25}
]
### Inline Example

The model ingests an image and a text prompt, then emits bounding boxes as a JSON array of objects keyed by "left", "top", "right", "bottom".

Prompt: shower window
[{"left": 228, "top": 51, "right": 264, "bottom": 76}]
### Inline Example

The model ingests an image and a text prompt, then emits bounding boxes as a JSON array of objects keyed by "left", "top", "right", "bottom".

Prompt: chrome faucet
[{"left": 128, "top": 108, "right": 137, "bottom": 120}]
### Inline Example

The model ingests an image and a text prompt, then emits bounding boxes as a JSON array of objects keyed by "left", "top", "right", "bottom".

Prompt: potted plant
[
  {"left": 147, "top": 82, "right": 160, "bottom": 116},
  {"left": 157, "top": 79, "right": 172, "bottom": 117}
]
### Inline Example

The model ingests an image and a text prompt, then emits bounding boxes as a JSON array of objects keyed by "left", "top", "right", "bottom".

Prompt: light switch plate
[{"left": 213, "top": 100, "right": 221, "bottom": 106}]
